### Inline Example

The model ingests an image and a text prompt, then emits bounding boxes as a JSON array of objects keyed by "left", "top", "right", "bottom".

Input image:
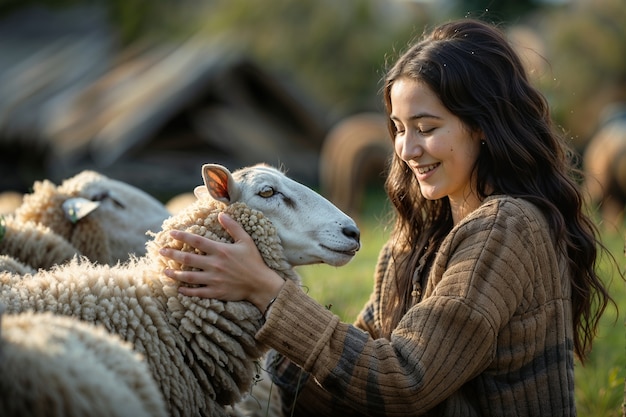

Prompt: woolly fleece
[
  {"left": 0, "top": 255, "right": 35, "bottom": 275},
  {"left": 0, "top": 308, "right": 167, "bottom": 417},
  {"left": 0, "top": 215, "right": 80, "bottom": 271},
  {"left": 1, "top": 199, "right": 297, "bottom": 417}
]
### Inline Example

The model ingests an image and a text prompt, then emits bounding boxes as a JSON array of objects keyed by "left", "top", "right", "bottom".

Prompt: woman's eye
[
  {"left": 418, "top": 127, "right": 435, "bottom": 134},
  {"left": 259, "top": 187, "right": 275, "bottom": 198}
]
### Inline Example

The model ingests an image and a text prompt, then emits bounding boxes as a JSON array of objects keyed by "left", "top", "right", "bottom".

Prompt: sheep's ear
[
  {"left": 193, "top": 185, "right": 209, "bottom": 200},
  {"left": 62, "top": 197, "right": 101, "bottom": 224},
  {"left": 201, "top": 164, "right": 240, "bottom": 204}
]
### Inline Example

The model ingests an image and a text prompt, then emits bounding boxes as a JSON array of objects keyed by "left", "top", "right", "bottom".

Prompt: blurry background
[
  {"left": 1, "top": 1, "right": 626, "bottom": 414},
  {"left": 1, "top": 0, "right": 624, "bottom": 218}
]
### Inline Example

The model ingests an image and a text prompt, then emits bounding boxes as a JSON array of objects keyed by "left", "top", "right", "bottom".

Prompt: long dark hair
[{"left": 380, "top": 18, "right": 613, "bottom": 362}]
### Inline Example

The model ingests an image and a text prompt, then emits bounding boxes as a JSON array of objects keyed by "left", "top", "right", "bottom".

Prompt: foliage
[
  {"left": 193, "top": 0, "right": 428, "bottom": 117},
  {"left": 536, "top": 0, "right": 626, "bottom": 148},
  {"left": 0, "top": 0, "right": 199, "bottom": 42},
  {"left": 4, "top": 0, "right": 623, "bottom": 133},
  {"left": 448, "top": 0, "right": 541, "bottom": 22}
]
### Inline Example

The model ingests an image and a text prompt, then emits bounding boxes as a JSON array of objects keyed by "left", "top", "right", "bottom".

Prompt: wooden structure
[{"left": 0, "top": 6, "right": 328, "bottom": 200}]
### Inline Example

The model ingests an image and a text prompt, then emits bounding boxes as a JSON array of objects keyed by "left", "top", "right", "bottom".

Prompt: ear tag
[
  {"left": 0, "top": 215, "right": 5, "bottom": 242},
  {"left": 62, "top": 198, "right": 101, "bottom": 224}
]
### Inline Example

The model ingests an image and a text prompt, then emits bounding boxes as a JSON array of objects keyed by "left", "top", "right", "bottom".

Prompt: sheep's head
[
  {"left": 13, "top": 171, "right": 170, "bottom": 264},
  {"left": 195, "top": 163, "right": 361, "bottom": 267}
]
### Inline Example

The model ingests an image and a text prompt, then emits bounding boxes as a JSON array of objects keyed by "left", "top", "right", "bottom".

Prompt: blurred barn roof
[{"left": 0, "top": 6, "right": 328, "bottom": 200}]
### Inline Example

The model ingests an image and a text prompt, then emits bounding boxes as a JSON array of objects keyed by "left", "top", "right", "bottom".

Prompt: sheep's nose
[{"left": 343, "top": 225, "right": 361, "bottom": 245}]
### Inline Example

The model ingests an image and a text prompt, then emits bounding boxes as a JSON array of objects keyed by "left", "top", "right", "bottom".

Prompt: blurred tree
[
  {"left": 449, "top": 0, "right": 541, "bottom": 22},
  {"left": 193, "top": 0, "right": 430, "bottom": 119},
  {"left": 0, "top": 0, "right": 199, "bottom": 42},
  {"left": 0, "top": 0, "right": 432, "bottom": 118},
  {"left": 535, "top": 0, "right": 626, "bottom": 149}
]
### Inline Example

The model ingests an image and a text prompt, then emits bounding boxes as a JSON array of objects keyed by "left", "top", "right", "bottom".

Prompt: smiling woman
[
  {"left": 161, "top": 18, "right": 618, "bottom": 417},
  {"left": 389, "top": 77, "right": 483, "bottom": 224}
]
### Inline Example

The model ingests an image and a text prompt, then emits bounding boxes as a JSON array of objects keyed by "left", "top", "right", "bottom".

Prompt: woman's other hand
[{"left": 159, "top": 212, "right": 285, "bottom": 313}]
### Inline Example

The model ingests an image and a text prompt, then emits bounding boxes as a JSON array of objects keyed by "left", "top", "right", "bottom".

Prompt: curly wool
[
  {"left": 1, "top": 198, "right": 297, "bottom": 417},
  {"left": 0, "top": 309, "right": 167, "bottom": 417},
  {"left": 150, "top": 199, "right": 298, "bottom": 280},
  {"left": 0, "top": 255, "right": 35, "bottom": 275},
  {"left": 0, "top": 215, "right": 81, "bottom": 271}
]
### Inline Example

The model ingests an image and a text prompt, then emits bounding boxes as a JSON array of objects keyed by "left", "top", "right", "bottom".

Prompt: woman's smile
[{"left": 415, "top": 162, "right": 440, "bottom": 176}]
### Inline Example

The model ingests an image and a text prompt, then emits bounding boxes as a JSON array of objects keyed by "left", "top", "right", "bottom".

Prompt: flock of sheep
[{"left": 0, "top": 163, "right": 361, "bottom": 417}]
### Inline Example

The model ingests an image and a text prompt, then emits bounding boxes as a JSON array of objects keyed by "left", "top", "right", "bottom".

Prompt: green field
[{"left": 297, "top": 194, "right": 625, "bottom": 416}]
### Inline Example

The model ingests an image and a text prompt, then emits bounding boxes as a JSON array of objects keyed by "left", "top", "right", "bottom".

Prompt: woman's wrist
[
  {"left": 263, "top": 296, "right": 278, "bottom": 319},
  {"left": 249, "top": 270, "right": 285, "bottom": 315}
]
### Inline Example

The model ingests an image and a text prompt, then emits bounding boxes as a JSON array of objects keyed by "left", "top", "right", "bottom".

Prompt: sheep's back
[
  {"left": 0, "top": 310, "right": 168, "bottom": 417},
  {"left": 0, "top": 215, "right": 81, "bottom": 271}
]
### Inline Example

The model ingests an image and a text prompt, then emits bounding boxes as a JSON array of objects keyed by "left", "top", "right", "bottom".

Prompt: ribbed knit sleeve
[{"left": 256, "top": 196, "right": 574, "bottom": 416}]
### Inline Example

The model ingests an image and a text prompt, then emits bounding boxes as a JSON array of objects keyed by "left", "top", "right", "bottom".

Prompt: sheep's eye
[
  {"left": 91, "top": 191, "right": 125, "bottom": 209},
  {"left": 258, "top": 187, "right": 275, "bottom": 198},
  {"left": 91, "top": 191, "right": 110, "bottom": 201}
]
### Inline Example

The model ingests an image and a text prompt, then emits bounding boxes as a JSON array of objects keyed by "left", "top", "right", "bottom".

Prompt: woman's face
[{"left": 390, "top": 78, "right": 483, "bottom": 221}]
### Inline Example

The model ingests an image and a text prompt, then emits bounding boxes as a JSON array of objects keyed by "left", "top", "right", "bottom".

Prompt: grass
[
  {"left": 575, "top": 228, "right": 625, "bottom": 417},
  {"left": 296, "top": 191, "right": 626, "bottom": 416}
]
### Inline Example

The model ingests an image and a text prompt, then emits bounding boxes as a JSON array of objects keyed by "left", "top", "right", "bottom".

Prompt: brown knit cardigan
[{"left": 256, "top": 195, "right": 576, "bottom": 416}]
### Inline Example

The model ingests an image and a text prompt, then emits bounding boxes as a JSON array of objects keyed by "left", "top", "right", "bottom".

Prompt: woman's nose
[{"left": 397, "top": 133, "right": 423, "bottom": 161}]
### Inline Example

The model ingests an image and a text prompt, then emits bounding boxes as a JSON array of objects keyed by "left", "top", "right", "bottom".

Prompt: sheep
[
  {"left": 582, "top": 104, "right": 626, "bottom": 230},
  {"left": 0, "top": 306, "right": 168, "bottom": 417},
  {"left": 0, "top": 191, "right": 22, "bottom": 215},
  {"left": 319, "top": 112, "right": 392, "bottom": 219},
  {"left": 0, "top": 255, "right": 35, "bottom": 275},
  {"left": 0, "top": 163, "right": 361, "bottom": 417},
  {"left": 0, "top": 215, "right": 81, "bottom": 272},
  {"left": 12, "top": 170, "right": 171, "bottom": 265},
  {"left": 165, "top": 191, "right": 197, "bottom": 215}
]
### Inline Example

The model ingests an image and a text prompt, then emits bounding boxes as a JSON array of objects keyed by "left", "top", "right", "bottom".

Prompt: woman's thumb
[{"left": 218, "top": 212, "right": 250, "bottom": 242}]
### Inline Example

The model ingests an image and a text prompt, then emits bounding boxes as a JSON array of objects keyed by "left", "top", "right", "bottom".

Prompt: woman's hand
[{"left": 159, "top": 212, "right": 285, "bottom": 314}]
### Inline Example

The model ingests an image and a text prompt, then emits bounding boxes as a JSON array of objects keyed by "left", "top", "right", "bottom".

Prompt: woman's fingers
[
  {"left": 218, "top": 213, "right": 253, "bottom": 243},
  {"left": 168, "top": 230, "right": 215, "bottom": 253},
  {"left": 159, "top": 246, "right": 209, "bottom": 271},
  {"left": 163, "top": 267, "right": 207, "bottom": 286},
  {"left": 157, "top": 213, "right": 280, "bottom": 306}
]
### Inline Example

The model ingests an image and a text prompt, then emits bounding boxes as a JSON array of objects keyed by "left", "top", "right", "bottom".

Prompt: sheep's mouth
[{"left": 321, "top": 244, "right": 359, "bottom": 257}]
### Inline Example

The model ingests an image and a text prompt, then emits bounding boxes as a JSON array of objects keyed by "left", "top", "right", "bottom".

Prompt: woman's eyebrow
[{"left": 390, "top": 112, "right": 442, "bottom": 121}]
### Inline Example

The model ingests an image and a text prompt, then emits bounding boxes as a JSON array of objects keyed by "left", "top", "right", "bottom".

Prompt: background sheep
[
  {"left": 165, "top": 191, "right": 197, "bottom": 215},
  {"left": 12, "top": 170, "right": 171, "bottom": 265},
  {"left": 0, "top": 254, "right": 35, "bottom": 275},
  {"left": 0, "top": 163, "right": 360, "bottom": 417},
  {"left": 0, "top": 306, "right": 168, "bottom": 417},
  {"left": 582, "top": 104, "right": 626, "bottom": 230},
  {"left": 0, "top": 191, "right": 22, "bottom": 215},
  {"left": 319, "top": 112, "right": 392, "bottom": 220},
  {"left": 0, "top": 215, "right": 80, "bottom": 272}
]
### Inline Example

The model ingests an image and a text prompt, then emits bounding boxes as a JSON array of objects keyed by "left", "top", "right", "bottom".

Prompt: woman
[{"left": 159, "top": 19, "right": 613, "bottom": 416}]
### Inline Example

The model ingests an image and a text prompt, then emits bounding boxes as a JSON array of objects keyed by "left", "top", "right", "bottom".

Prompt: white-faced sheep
[
  {"left": 11, "top": 170, "right": 171, "bottom": 265},
  {"left": 0, "top": 163, "right": 361, "bottom": 417},
  {"left": 0, "top": 306, "right": 168, "bottom": 417}
]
